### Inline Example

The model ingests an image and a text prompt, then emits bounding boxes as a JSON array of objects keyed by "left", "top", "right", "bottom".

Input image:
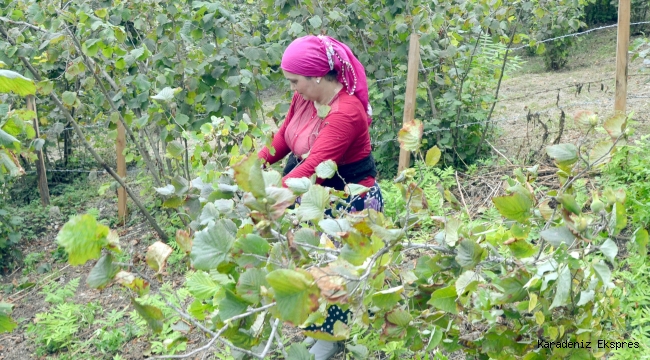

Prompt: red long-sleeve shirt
[{"left": 258, "top": 90, "right": 375, "bottom": 187}]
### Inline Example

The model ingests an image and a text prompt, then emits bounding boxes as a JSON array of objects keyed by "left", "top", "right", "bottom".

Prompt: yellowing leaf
[
  {"left": 0, "top": 69, "right": 36, "bottom": 96},
  {"left": 397, "top": 119, "right": 423, "bottom": 152},
  {"left": 146, "top": 241, "right": 173, "bottom": 273},
  {"left": 425, "top": 146, "right": 441, "bottom": 166},
  {"left": 603, "top": 113, "right": 626, "bottom": 139},
  {"left": 266, "top": 269, "right": 320, "bottom": 326}
]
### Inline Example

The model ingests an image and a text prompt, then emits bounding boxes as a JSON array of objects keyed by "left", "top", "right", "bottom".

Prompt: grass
[{"left": 514, "top": 27, "right": 619, "bottom": 76}]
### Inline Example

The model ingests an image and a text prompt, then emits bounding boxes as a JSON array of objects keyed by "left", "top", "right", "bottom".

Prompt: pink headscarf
[{"left": 281, "top": 35, "right": 372, "bottom": 124}]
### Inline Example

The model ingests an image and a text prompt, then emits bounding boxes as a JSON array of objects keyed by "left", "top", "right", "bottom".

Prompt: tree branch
[{"left": 0, "top": 23, "right": 168, "bottom": 242}]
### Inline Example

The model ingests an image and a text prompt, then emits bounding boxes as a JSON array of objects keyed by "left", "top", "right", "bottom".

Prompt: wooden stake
[
  {"left": 398, "top": 33, "right": 420, "bottom": 174},
  {"left": 26, "top": 95, "right": 50, "bottom": 206},
  {"left": 117, "top": 119, "right": 127, "bottom": 223},
  {"left": 615, "top": 0, "right": 630, "bottom": 114}
]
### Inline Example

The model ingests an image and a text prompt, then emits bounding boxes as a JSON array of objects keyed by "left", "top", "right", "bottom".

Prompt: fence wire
[{"left": 371, "top": 21, "right": 650, "bottom": 84}]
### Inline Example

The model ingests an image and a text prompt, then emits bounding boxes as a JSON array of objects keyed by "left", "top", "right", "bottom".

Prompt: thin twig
[
  {"left": 455, "top": 171, "right": 472, "bottom": 220},
  {"left": 485, "top": 139, "right": 513, "bottom": 166}
]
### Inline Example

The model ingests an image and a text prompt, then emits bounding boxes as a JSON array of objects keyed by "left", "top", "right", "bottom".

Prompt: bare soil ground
[
  {"left": 492, "top": 28, "right": 650, "bottom": 163},
  {"left": 1, "top": 28, "right": 648, "bottom": 360}
]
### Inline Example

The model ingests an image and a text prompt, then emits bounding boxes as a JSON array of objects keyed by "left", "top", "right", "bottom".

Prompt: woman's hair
[{"left": 306, "top": 70, "right": 338, "bottom": 82}]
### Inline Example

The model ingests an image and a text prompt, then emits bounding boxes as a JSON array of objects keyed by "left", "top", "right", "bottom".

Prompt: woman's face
[{"left": 283, "top": 70, "right": 318, "bottom": 101}]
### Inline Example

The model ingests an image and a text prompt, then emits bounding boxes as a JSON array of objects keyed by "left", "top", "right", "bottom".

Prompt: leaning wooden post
[
  {"left": 26, "top": 95, "right": 50, "bottom": 206},
  {"left": 614, "top": 0, "right": 630, "bottom": 114},
  {"left": 398, "top": 33, "right": 421, "bottom": 174},
  {"left": 117, "top": 119, "right": 127, "bottom": 223}
]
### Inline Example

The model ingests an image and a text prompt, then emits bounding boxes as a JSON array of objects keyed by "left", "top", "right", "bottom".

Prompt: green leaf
[
  {"left": 263, "top": 169, "right": 282, "bottom": 187},
  {"left": 0, "top": 303, "right": 16, "bottom": 333},
  {"left": 0, "top": 69, "right": 36, "bottom": 96},
  {"left": 297, "top": 185, "right": 329, "bottom": 222},
  {"left": 61, "top": 91, "right": 77, "bottom": 106},
  {"left": 425, "top": 326, "right": 443, "bottom": 351},
  {"left": 218, "top": 289, "right": 248, "bottom": 321},
  {"left": 456, "top": 270, "right": 479, "bottom": 296},
  {"left": 345, "top": 184, "right": 370, "bottom": 197},
  {"left": 166, "top": 140, "right": 184, "bottom": 159},
  {"left": 425, "top": 146, "right": 441, "bottom": 166},
  {"left": 221, "top": 89, "right": 237, "bottom": 105},
  {"left": 0, "top": 129, "right": 19, "bottom": 147},
  {"left": 635, "top": 228, "right": 649, "bottom": 253},
  {"left": 87, "top": 254, "right": 119, "bottom": 289},
  {"left": 190, "top": 220, "right": 236, "bottom": 271},
  {"left": 0, "top": 152, "right": 20, "bottom": 176},
  {"left": 266, "top": 269, "right": 320, "bottom": 326},
  {"left": 318, "top": 219, "right": 351, "bottom": 236},
  {"left": 546, "top": 144, "right": 578, "bottom": 167},
  {"left": 131, "top": 298, "right": 164, "bottom": 334},
  {"left": 603, "top": 113, "right": 626, "bottom": 139},
  {"left": 387, "top": 308, "right": 412, "bottom": 327},
  {"left": 427, "top": 285, "right": 458, "bottom": 314},
  {"left": 492, "top": 192, "right": 532, "bottom": 222},
  {"left": 506, "top": 238, "right": 537, "bottom": 258},
  {"left": 315, "top": 160, "right": 337, "bottom": 179},
  {"left": 397, "top": 119, "right": 423, "bottom": 152},
  {"left": 550, "top": 265, "right": 571, "bottom": 309},
  {"left": 593, "top": 261, "right": 612, "bottom": 286},
  {"left": 557, "top": 194, "right": 580, "bottom": 215},
  {"left": 539, "top": 226, "right": 576, "bottom": 248},
  {"left": 234, "top": 234, "right": 270, "bottom": 256},
  {"left": 293, "top": 229, "right": 320, "bottom": 248},
  {"left": 236, "top": 268, "right": 268, "bottom": 304},
  {"left": 346, "top": 344, "right": 369, "bottom": 359},
  {"left": 496, "top": 272, "right": 530, "bottom": 303},
  {"left": 186, "top": 271, "right": 219, "bottom": 300},
  {"left": 576, "top": 290, "right": 595, "bottom": 306},
  {"left": 233, "top": 154, "right": 266, "bottom": 198},
  {"left": 609, "top": 201, "right": 627, "bottom": 236},
  {"left": 146, "top": 241, "right": 173, "bottom": 273},
  {"left": 455, "top": 239, "right": 483, "bottom": 269},
  {"left": 286, "top": 177, "right": 312, "bottom": 194},
  {"left": 151, "top": 87, "right": 180, "bottom": 101},
  {"left": 372, "top": 286, "right": 404, "bottom": 309},
  {"left": 56, "top": 214, "right": 109, "bottom": 265},
  {"left": 599, "top": 239, "right": 618, "bottom": 262},
  {"left": 287, "top": 343, "right": 313, "bottom": 360},
  {"left": 308, "top": 15, "right": 322, "bottom": 28},
  {"left": 289, "top": 22, "right": 304, "bottom": 36}
]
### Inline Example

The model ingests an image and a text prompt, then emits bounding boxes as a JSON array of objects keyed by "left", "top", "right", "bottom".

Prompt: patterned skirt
[{"left": 304, "top": 182, "right": 384, "bottom": 335}]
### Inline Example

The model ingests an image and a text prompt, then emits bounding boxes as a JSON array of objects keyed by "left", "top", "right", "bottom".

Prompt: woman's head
[
  {"left": 281, "top": 35, "right": 372, "bottom": 122},
  {"left": 283, "top": 69, "right": 338, "bottom": 102}
]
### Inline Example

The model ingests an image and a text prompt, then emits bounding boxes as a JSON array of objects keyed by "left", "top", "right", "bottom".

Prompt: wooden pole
[
  {"left": 398, "top": 33, "right": 420, "bottom": 174},
  {"left": 117, "top": 119, "right": 127, "bottom": 223},
  {"left": 615, "top": 0, "right": 630, "bottom": 114},
  {"left": 26, "top": 95, "right": 50, "bottom": 206}
]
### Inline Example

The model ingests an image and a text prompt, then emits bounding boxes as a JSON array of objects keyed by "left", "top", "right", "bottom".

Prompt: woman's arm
[{"left": 257, "top": 93, "right": 299, "bottom": 165}]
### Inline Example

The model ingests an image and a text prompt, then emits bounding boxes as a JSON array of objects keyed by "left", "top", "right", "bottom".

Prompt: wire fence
[{"left": 370, "top": 21, "right": 650, "bottom": 85}]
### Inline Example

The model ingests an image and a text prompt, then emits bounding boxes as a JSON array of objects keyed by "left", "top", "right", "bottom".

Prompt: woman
[{"left": 257, "top": 35, "right": 383, "bottom": 359}]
